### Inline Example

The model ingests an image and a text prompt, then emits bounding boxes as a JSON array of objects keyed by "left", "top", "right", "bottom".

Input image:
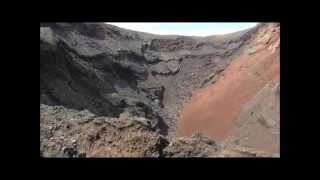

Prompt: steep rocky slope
[
  {"left": 224, "top": 80, "right": 280, "bottom": 154},
  {"left": 177, "top": 23, "right": 280, "bottom": 155},
  {"left": 40, "top": 22, "right": 279, "bottom": 157}
]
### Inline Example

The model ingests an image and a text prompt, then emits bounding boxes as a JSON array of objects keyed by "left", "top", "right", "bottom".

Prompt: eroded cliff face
[
  {"left": 40, "top": 23, "right": 279, "bottom": 157},
  {"left": 177, "top": 23, "right": 280, "bottom": 154}
]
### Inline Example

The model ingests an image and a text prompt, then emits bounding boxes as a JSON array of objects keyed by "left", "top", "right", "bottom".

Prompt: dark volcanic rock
[
  {"left": 150, "top": 59, "right": 180, "bottom": 76},
  {"left": 142, "top": 86, "right": 165, "bottom": 108},
  {"left": 40, "top": 104, "right": 269, "bottom": 157}
]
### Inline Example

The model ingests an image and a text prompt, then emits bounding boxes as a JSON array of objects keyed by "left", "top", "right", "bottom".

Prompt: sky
[{"left": 106, "top": 23, "right": 258, "bottom": 36}]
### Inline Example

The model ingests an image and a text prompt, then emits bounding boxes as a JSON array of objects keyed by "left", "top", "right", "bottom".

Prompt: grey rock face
[
  {"left": 150, "top": 60, "right": 180, "bottom": 76},
  {"left": 224, "top": 80, "right": 280, "bottom": 154}
]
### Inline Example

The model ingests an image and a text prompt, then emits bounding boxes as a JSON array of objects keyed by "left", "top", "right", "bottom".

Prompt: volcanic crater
[{"left": 40, "top": 23, "right": 280, "bottom": 157}]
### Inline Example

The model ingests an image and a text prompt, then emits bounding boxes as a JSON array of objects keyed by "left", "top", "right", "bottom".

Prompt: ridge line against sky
[{"left": 106, "top": 23, "right": 258, "bottom": 36}]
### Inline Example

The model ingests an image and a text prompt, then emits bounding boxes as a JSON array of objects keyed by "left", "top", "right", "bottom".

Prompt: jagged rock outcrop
[{"left": 40, "top": 104, "right": 270, "bottom": 157}]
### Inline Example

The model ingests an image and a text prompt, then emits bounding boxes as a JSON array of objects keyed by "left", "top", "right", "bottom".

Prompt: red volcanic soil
[{"left": 176, "top": 25, "right": 280, "bottom": 142}]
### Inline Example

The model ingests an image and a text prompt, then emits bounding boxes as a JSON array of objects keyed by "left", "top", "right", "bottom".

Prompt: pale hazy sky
[{"left": 106, "top": 23, "right": 258, "bottom": 36}]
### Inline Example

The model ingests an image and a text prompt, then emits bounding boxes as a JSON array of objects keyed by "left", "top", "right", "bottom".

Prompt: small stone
[
  {"left": 234, "top": 139, "right": 240, "bottom": 145},
  {"left": 248, "top": 48, "right": 256, "bottom": 55},
  {"left": 93, "top": 119, "right": 104, "bottom": 126}
]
